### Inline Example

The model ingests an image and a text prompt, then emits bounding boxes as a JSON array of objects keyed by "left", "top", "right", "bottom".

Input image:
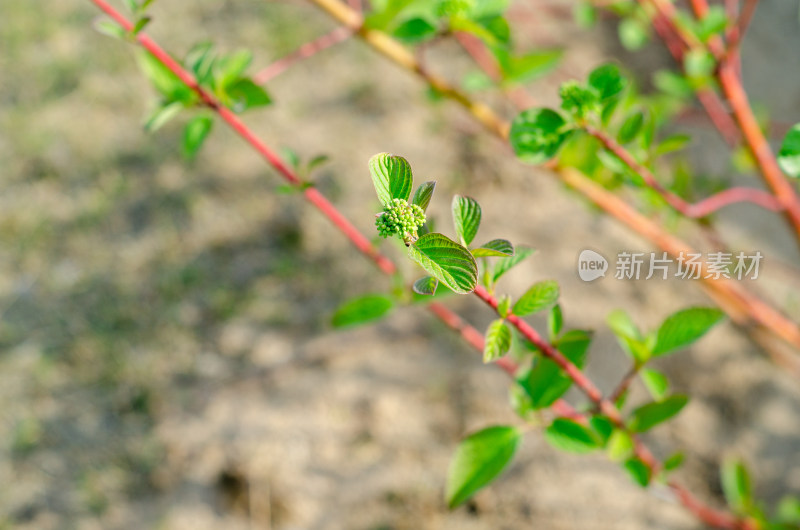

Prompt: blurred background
[{"left": 1, "top": 1, "right": 799, "bottom": 528}]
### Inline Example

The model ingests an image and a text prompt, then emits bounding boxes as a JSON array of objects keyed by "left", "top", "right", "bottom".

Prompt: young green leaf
[
  {"left": 483, "top": 319, "right": 511, "bottom": 363},
  {"left": 143, "top": 101, "right": 184, "bottom": 133},
  {"left": 452, "top": 195, "right": 482, "bottom": 246},
  {"left": 606, "top": 309, "right": 650, "bottom": 363},
  {"left": 331, "top": 294, "right": 393, "bottom": 328},
  {"left": 618, "top": 111, "right": 644, "bottom": 144},
  {"left": 496, "top": 49, "right": 563, "bottom": 86},
  {"left": 652, "top": 307, "right": 725, "bottom": 357},
  {"left": 697, "top": 6, "right": 728, "bottom": 41},
  {"left": 492, "top": 246, "right": 535, "bottom": 282},
  {"left": 663, "top": 452, "right": 685, "bottom": 472},
  {"left": 471, "top": 239, "right": 514, "bottom": 257},
  {"left": 777, "top": 496, "right": 800, "bottom": 525},
  {"left": 446, "top": 426, "right": 522, "bottom": 509},
  {"left": 510, "top": 108, "right": 570, "bottom": 164},
  {"left": 94, "top": 18, "right": 127, "bottom": 40},
  {"left": 413, "top": 276, "right": 438, "bottom": 296},
  {"left": 185, "top": 42, "right": 216, "bottom": 86},
  {"left": 618, "top": 17, "right": 650, "bottom": 50},
  {"left": 392, "top": 17, "right": 438, "bottom": 44},
  {"left": 721, "top": 458, "right": 753, "bottom": 515},
  {"left": 640, "top": 368, "right": 669, "bottom": 401},
  {"left": 655, "top": 134, "right": 691, "bottom": 156},
  {"left": 137, "top": 50, "right": 194, "bottom": 103},
  {"left": 624, "top": 457, "right": 652, "bottom": 487},
  {"left": 411, "top": 181, "right": 436, "bottom": 212},
  {"left": 607, "top": 429, "right": 634, "bottom": 461},
  {"left": 778, "top": 123, "right": 800, "bottom": 178},
  {"left": 182, "top": 115, "right": 213, "bottom": 159},
  {"left": 369, "top": 153, "right": 414, "bottom": 206},
  {"left": 628, "top": 395, "right": 689, "bottom": 432},
  {"left": 496, "top": 295, "right": 512, "bottom": 318},
  {"left": 588, "top": 63, "right": 626, "bottom": 100},
  {"left": 548, "top": 304, "right": 563, "bottom": 339},
  {"left": 545, "top": 418, "right": 600, "bottom": 453},
  {"left": 216, "top": 49, "right": 253, "bottom": 89},
  {"left": 226, "top": 79, "right": 272, "bottom": 112},
  {"left": 590, "top": 415, "right": 614, "bottom": 445},
  {"left": 132, "top": 15, "right": 151, "bottom": 36},
  {"left": 408, "top": 233, "right": 478, "bottom": 294},
  {"left": 512, "top": 280, "right": 559, "bottom": 316}
]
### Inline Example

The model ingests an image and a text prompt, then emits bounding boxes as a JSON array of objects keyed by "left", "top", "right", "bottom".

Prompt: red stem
[
  {"left": 253, "top": 26, "right": 352, "bottom": 85},
  {"left": 585, "top": 126, "right": 782, "bottom": 216}
]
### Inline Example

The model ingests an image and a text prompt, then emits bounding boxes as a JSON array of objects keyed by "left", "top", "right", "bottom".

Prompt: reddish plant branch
[
  {"left": 253, "top": 26, "right": 352, "bottom": 84},
  {"left": 584, "top": 125, "right": 783, "bottom": 216}
]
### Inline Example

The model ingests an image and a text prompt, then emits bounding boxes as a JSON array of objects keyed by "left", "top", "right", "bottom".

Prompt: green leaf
[
  {"left": 226, "top": 78, "right": 272, "bottom": 112},
  {"left": 393, "top": 17, "right": 438, "bottom": 44},
  {"left": 777, "top": 496, "right": 800, "bottom": 524},
  {"left": 492, "top": 246, "right": 535, "bottom": 282},
  {"left": 496, "top": 49, "right": 563, "bottom": 86},
  {"left": 548, "top": 304, "right": 563, "bottom": 339},
  {"left": 640, "top": 368, "right": 669, "bottom": 401},
  {"left": 663, "top": 452, "right": 685, "bottom": 472},
  {"left": 607, "top": 309, "right": 650, "bottom": 363},
  {"left": 408, "top": 233, "right": 478, "bottom": 294},
  {"left": 182, "top": 115, "right": 213, "bottom": 159},
  {"left": 452, "top": 195, "right": 482, "bottom": 246},
  {"left": 307, "top": 154, "right": 330, "bottom": 172},
  {"left": 483, "top": 319, "right": 512, "bottom": 362},
  {"left": 471, "top": 239, "right": 513, "bottom": 257},
  {"left": 137, "top": 50, "right": 195, "bottom": 103},
  {"left": 721, "top": 458, "right": 753, "bottom": 515},
  {"left": 412, "top": 276, "right": 438, "bottom": 296},
  {"left": 517, "top": 329, "right": 591, "bottom": 409},
  {"left": 654, "top": 69, "right": 693, "bottom": 99},
  {"left": 655, "top": 134, "right": 691, "bottom": 156},
  {"left": 697, "top": 6, "right": 728, "bottom": 41},
  {"left": 545, "top": 418, "right": 600, "bottom": 453},
  {"left": 446, "top": 426, "right": 522, "bottom": 509},
  {"left": 510, "top": 108, "right": 571, "bottom": 164},
  {"left": 185, "top": 42, "right": 216, "bottom": 87},
  {"left": 144, "top": 101, "right": 184, "bottom": 132},
  {"left": 574, "top": 3, "right": 597, "bottom": 28},
  {"left": 778, "top": 123, "right": 800, "bottom": 178},
  {"left": 123, "top": 0, "right": 139, "bottom": 13},
  {"left": 628, "top": 395, "right": 689, "bottom": 433},
  {"left": 411, "top": 181, "right": 436, "bottom": 212},
  {"left": 216, "top": 49, "right": 253, "bottom": 89},
  {"left": 132, "top": 15, "right": 151, "bottom": 35},
  {"left": 652, "top": 307, "right": 725, "bottom": 357},
  {"left": 331, "top": 294, "right": 394, "bottom": 328},
  {"left": 470, "top": 0, "right": 511, "bottom": 18},
  {"left": 684, "top": 49, "right": 716, "bottom": 79},
  {"left": 94, "top": 18, "right": 127, "bottom": 40},
  {"left": 496, "top": 295, "right": 511, "bottom": 318},
  {"left": 618, "top": 111, "right": 644, "bottom": 144},
  {"left": 618, "top": 17, "right": 650, "bottom": 51},
  {"left": 512, "top": 280, "right": 559, "bottom": 316},
  {"left": 624, "top": 457, "right": 652, "bottom": 487},
  {"left": 588, "top": 63, "right": 626, "bottom": 100},
  {"left": 369, "top": 153, "right": 414, "bottom": 206},
  {"left": 590, "top": 415, "right": 614, "bottom": 445},
  {"left": 607, "top": 429, "right": 633, "bottom": 461}
]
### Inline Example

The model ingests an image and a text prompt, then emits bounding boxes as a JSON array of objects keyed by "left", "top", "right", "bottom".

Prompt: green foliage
[
  {"left": 512, "top": 279, "right": 559, "bottom": 316},
  {"left": 624, "top": 457, "right": 651, "bottom": 487},
  {"left": 483, "top": 319, "right": 512, "bottom": 362},
  {"left": 652, "top": 307, "right": 725, "bottom": 357},
  {"left": 778, "top": 123, "right": 800, "bottom": 178},
  {"left": 446, "top": 425, "right": 521, "bottom": 508},
  {"left": 493, "top": 48, "right": 563, "bottom": 86},
  {"left": 640, "top": 368, "right": 669, "bottom": 401},
  {"left": 545, "top": 418, "right": 601, "bottom": 453},
  {"left": 137, "top": 50, "right": 195, "bottom": 104},
  {"left": 721, "top": 458, "right": 754, "bottom": 516},
  {"left": 452, "top": 195, "right": 482, "bottom": 246},
  {"left": 492, "top": 246, "right": 535, "bottom": 282},
  {"left": 182, "top": 115, "right": 213, "bottom": 159},
  {"left": 628, "top": 395, "right": 689, "bottom": 433},
  {"left": 696, "top": 6, "right": 729, "bottom": 42},
  {"left": 510, "top": 108, "right": 571, "bottom": 164},
  {"left": 413, "top": 275, "right": 439, "bottom": 296},
  {"left": 471, "top": 239, "right": 514, "bottom": 257},
  {"left": 516, "top": 330, "right": 591, "bottom": 409},
  {"left": 776, "top": 497, "right": 800, "bottom": 526},
  {"left": 548, "top": 304, "right": 563, "bottom": 339},
  {"left": 331, "top": 294, "right": 394, "bottom": 328},
  {"left": 663, "top": 452, "right": 685, "bottom": 472},
  {"left": 618, "top": 111, "right": 644, "bottom": 144},
  {"left": 369, "top": 152, "right": 414, "bottom": 206},
  {"left": 588, "top": 63, "right": 627, "bottom": 101},
  {"left": 411, "top": 181, "right": 437, "bottom": 212},
  {"left": 606, "top": 309, "right": 650, "bottom": 364},
  {"left": 408, "top": 233, "right": 478, "bottom": 293}
]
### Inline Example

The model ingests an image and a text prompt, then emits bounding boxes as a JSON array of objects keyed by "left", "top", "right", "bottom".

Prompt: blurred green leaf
[
  {"left": 331, "top": 294, "right": 394, "bottom": 328},
  {"left": 663, "top": 452, "right": 685, "bottom": 472},
  {"left": 412, "top": 276, "right": 439, "bottom": 296},
  {"left": 606, "top": 309, "right": 650, "bottom": 363},
  {"left": 588, "top": 63, "right": 627, "bottom": 100},
  {"left": 492, "top": 246, "right": 535, "bottom": 282},
  {"left": 393, "top": 17, "right": 438, "bottom": 43},
  {"left": 548, "top": 304, "right": 563, "bottom": 339},
  {"left": 721, "top": 458, "right": 753, "bottom": 515},
  {"left": 652, "top": 307, "right": 725, "bottom": 357},
  {"left": 624, "top": 457, "right": 651, "bottom": 487},
  {"left": 94, "top": 18, "right": 127, "bottom": 40},
  {"left": 496, "top": 48, "right": 563, "bottom": 86},
  {"left": 137, "top": 50, "right": 195, "bottom": 103},
  {"left": 618, "top": 111, "right": 644, "bottom": 144},
  {"left": 618, "top": 17, "right": 650, "bottom": 50},
  {"left": 144, "top": 101, "right": 183, "bottom": 132},
  {"left": 545, "top": 418, "right": 600, "bottom": 453},
  {"left": 697, "top": 6, "right": 728, "bottom": 42},
  {"left": 607, "top": 429, "right": 633, "bottom": 461},
  {"left": 132, "top": 15, "right": 151, "bottom": 36},
  {"left": 182, "top": 115, "right": 213, "bottom": 159},
  {"left": 227, "top": 78, "right": 271, "bottom": 112},
  {"left": 778, "top": 124, "right": 800, "bottom": 178},
  {"left": 628, "top": 395, "right": 689, "bottom": 432},
  {"left": 640, "top": 368, "right": 669, "bottom": 401},
  {"left": 510, "top": 108, "right": 571, "bottom": 164},
  {"left": 446, "top": 425, "right": 521, "bottom": 508},
  {"left": 655, "top": 134, "right": 691, "bottom": 156},
  {"left": 777, "top": 496, "right": 800, "bottom": 524}
]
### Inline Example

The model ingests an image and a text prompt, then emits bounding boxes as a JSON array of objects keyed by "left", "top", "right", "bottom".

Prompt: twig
[
  {"left": 608, "top": 365, "right": 639, "bottom": 405},
  {"left": 253, "top": 26, "right": 352, "bottom": 85},
  {"left": 584, "top": 125, "right": 783, "bottom": 217}
]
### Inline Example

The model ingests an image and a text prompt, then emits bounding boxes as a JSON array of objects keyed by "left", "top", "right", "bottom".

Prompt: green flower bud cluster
[{"left": 375, "top": 198, "right": 426, "bottom": 244}]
